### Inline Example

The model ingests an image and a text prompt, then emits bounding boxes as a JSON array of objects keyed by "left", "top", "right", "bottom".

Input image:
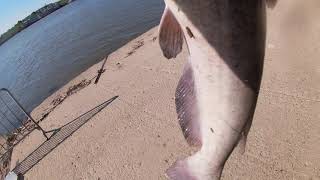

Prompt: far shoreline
[{"left": 0, "top": 0, "right": 75, "bottom": 46}]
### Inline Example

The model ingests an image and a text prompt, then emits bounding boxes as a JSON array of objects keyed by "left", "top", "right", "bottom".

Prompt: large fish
[{"left": 158, "top": 0, "right": 276, "bottom": 179}]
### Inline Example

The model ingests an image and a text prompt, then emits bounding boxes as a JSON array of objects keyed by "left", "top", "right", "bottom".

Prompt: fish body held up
[{"left": 158, "top": 0, "right": 276, "bottom": 179}]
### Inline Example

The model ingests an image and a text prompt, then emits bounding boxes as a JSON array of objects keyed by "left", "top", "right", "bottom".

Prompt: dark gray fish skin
[{"left": 172, "top": 0, "right": 266, "bottom": 92}]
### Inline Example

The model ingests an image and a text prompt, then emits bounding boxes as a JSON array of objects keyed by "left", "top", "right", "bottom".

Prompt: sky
[{"left": 0, "top": 0, "right": 57, "bottom": 34}]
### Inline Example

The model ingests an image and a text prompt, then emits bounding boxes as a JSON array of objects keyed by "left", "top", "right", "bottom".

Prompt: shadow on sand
[{"left": 13, "top": 96, "right": 119, "bottom": 175}]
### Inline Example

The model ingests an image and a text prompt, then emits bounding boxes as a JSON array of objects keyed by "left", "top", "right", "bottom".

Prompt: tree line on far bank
[{"left": 0, "top": 0, "right": 73, "bottom": 46}]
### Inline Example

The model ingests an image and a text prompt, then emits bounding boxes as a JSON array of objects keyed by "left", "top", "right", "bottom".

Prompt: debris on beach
[
  {"left": 126, "top": 40, "right": 144, "bottom": 57},
  {"left": 133, "top": 40, "right": 144, "bottom": 49},
  {"left": 116, "top": 62, "right": 123, "bottom": 69},
  {"left": 66, "top": 79, "right": 91, "bottom": 96},
  {"left": 38, "top": 78, "right": 92, "bottom": 122},
  {"left": 127, "top": 51, "right": 134, "bottom": 57},
  {"left": 152, "top": 36, "right": 157, "bottom": 42},
  {"left": 50, "top": 79, "right": 91, "bottom": 108},
  {"left": 51, "top": 94, "right": 67, "bottom": 106}
]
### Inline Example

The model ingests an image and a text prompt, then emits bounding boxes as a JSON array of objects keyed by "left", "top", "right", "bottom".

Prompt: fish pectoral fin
[
  {"left": 266, "top": 0, "right": 277, "bottom": 9},
  {"left": 159, "top": 7, "right": 183, "bottom": 59}
]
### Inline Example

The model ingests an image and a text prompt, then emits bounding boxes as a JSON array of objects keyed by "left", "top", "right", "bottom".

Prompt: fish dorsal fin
[
  {"left": 266, "top": 0, "right": 277, "bottom": 9},
  {"left": 159, "top": 7, "right": 183, "bottom": 59}
]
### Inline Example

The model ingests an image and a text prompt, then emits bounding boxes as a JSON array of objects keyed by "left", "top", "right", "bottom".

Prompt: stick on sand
[{"left": 94, "top": 55, "right": 108, "bottom": 84}]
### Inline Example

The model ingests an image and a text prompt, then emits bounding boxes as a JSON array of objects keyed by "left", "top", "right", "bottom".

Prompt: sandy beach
[{"left": 7, "top": 0, "right": 320, "bottom": 179}]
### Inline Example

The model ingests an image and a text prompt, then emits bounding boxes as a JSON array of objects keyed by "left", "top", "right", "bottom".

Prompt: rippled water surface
[{"left": 0, "top": 0, "right": 164, "bottom": 112}]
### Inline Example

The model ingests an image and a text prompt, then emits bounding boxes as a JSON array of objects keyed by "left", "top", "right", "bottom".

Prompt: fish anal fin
[
  {"left": 237, "top": 131, "right": 248, "bottom": 155},
  {"left": 237, "top": 111, "right": 254, "bottom": 154},
  {"left": 159, "top": 7, "right": 183, "bottom": 59},
  {"left": 175, "top": 60, "right": 201, "bottom": 147}
]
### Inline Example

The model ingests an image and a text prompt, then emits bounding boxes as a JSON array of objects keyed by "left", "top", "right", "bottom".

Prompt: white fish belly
[{"left": 189, "top": 43, "right": 257, "bottom": 165}]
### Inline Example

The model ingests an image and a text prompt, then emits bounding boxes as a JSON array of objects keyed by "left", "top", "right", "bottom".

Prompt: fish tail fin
[
  {"left": 166, "top": 157, "right": 223, "bottom": 180},
  {"left": 166, "top": 159, "right": 196, "bottom": 180}
]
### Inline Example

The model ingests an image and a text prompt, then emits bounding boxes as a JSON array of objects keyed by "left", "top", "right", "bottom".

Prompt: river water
[{"left": 0, "top": 0, "right": 164, "bottom": 114}]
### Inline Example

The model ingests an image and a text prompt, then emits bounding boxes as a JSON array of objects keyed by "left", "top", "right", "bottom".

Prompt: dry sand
[{"left": 9, "top": 0, "right": 320, "bottom": 179}]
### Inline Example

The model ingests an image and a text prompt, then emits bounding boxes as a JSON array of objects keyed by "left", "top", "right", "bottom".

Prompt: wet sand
[{"left": 9, "top": 0, "right": 320, "bottom": 179}]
